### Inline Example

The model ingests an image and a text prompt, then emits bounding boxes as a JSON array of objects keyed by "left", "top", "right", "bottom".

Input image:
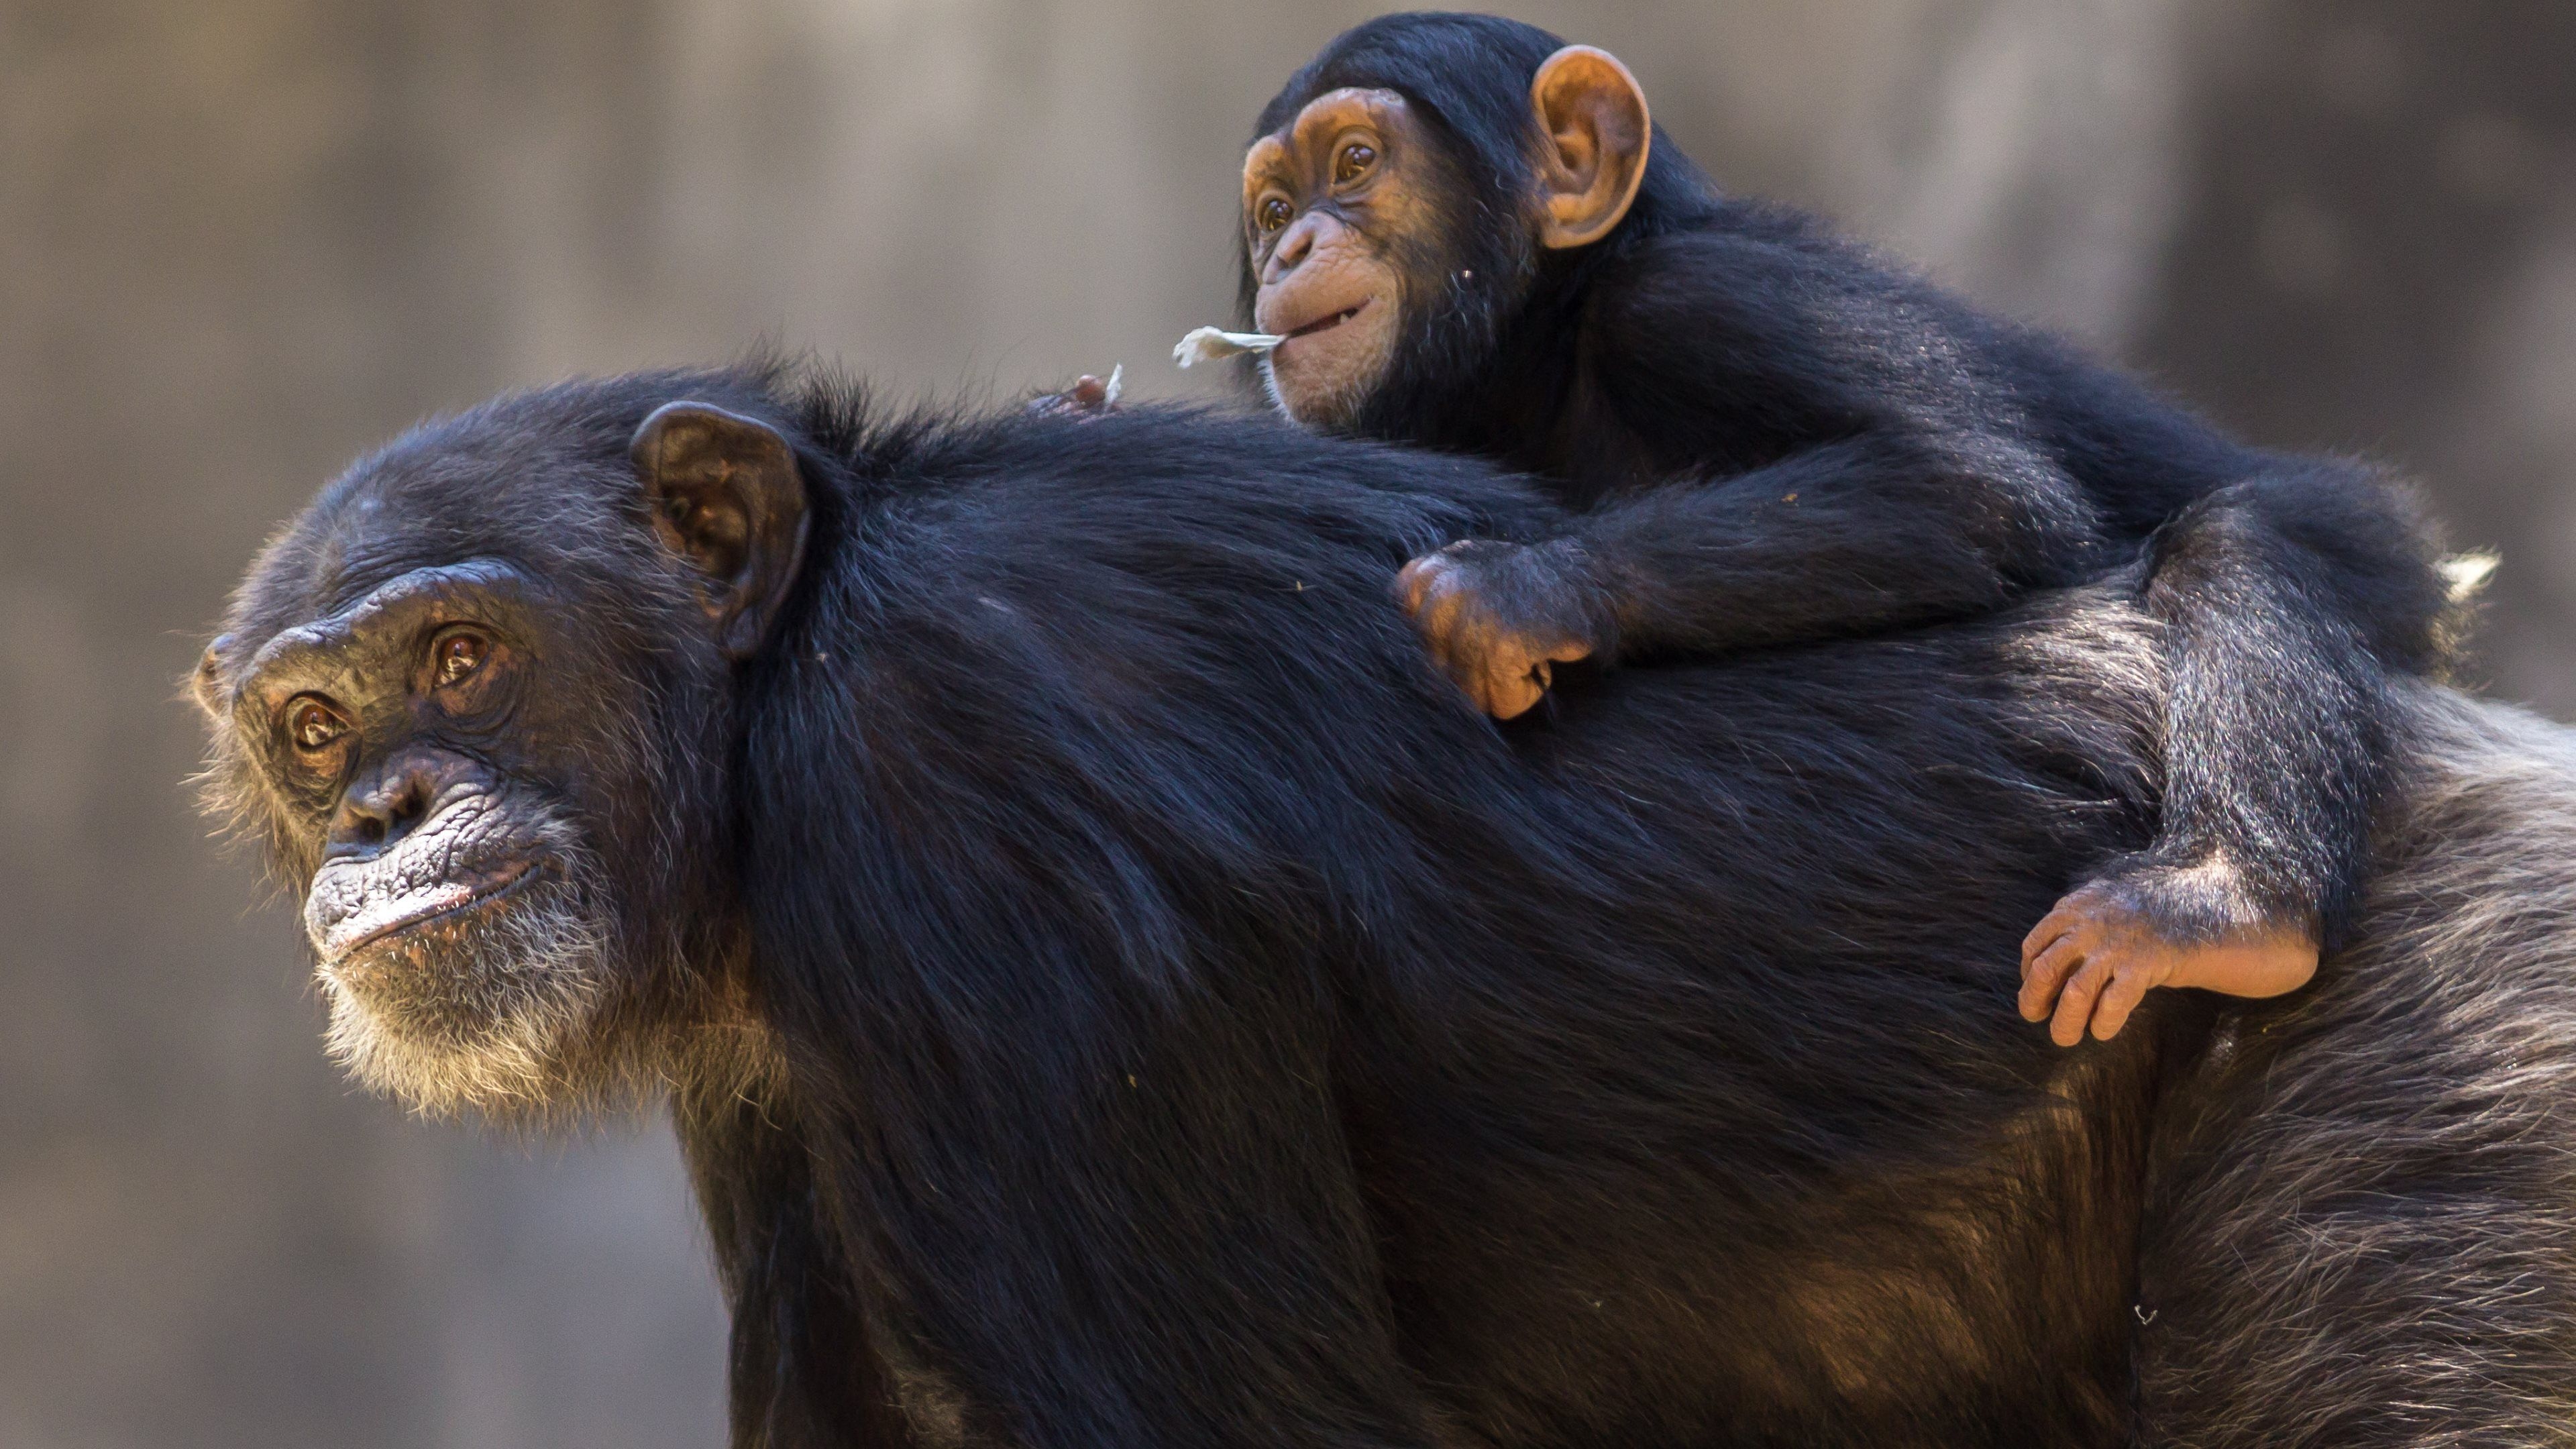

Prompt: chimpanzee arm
[
  {"left": 1560, "top": 429, "right": 2098, "bottom": 657},
  {"left": 777, "top": 937, "right": 1434, "bottom": 1449},
  {"left": 749, "top": 688, "right": 1437, "bottom": 1449},
  {"left": 1395, "top": 387, "right": 2101, "bottom": 720},
  {"left": 679, "top": 1092, "right": 921, "bottom": 1448},
  {"left": 1399, "top": 231, "right": 2110, "bottom": 690},
  {"left": 1570, "top": 227, "right": 2119, "bottom": 655}
]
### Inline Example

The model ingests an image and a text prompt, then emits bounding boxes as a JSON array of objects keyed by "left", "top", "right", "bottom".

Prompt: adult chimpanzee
[
  {"left": 196, "top": 362, "right": 2576, "bottom": 1447},
  {"left": 1226, "top": 13, "right": 2454, "bottom": 1048}
]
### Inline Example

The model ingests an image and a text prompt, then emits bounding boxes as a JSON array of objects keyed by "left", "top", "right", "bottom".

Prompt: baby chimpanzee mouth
[{"left": 1283, "top": 299, "right": 1371, "bottom": 339}]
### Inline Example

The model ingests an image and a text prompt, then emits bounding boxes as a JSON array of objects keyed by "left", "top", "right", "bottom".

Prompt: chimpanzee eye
[
  {"left": 431, "top": 629, "right": 490, "bottom": 688},
  {"left": 286, "top": 696, "right": 350, "bottom": 752},
  {"left": 1256, "top": 196, "right": 1294, "bottom": 233},
  {"left": 1334, "top": 141, "right": 1377, "bottom": 184}
]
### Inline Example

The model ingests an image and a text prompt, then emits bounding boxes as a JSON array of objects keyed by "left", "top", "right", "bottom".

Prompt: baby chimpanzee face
[
  {"left": 1237, "top": 46, "right": 1652, "bottom": 431},
  {"left": 1240, "top": 87, "right": 1421, "bottom": 427}
]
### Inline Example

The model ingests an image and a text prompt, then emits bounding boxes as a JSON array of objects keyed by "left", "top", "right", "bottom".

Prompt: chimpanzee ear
[
  {"left": 1529, "top": 45, "right": 1651, "bottom": 250},
  {"left": 190, "top": 636, "right": 234, "bottom": 722},
  {"left": 629, "top": 401, "right": 811, "bottom": 659}
]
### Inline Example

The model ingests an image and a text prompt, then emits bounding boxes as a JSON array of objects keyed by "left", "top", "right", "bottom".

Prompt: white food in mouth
[{"left": 1172, "top": 326, "right": 1285, "bottom": 367}]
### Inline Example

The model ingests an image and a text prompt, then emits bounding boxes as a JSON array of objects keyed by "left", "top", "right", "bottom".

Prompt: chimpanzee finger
[
  {"left": 1486, "top": 657, "right": 1548, "bottom": 719},
  {"left": 2019, "top": 934, "right": 2086, "bottom": 1021},
  {"left": 1413, "top": 580, "right": 1469, "bottom": 653},
  {"left": 1394, "top": 554, "right": 1447, "bottom": 614},
  {"left": 1433, "top": 636, "right": 1487, "bottom": 706},
  {"left": 2088, "top": 961, "right": 2155, "bottom": 1042},
  {"left": 2050, "top": 957, "right": 2115, "bottom": 1048},
  {"left": 1410, "top": 617, "right": 1479, "bottom": 707},
  {"left": 2022, "top": 900, "right": 2083, "bottom": 966}
]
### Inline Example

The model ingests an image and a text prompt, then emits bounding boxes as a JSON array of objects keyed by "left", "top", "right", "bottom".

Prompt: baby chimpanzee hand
[
  {"left": 1395, "top": 539, "right": 1608, "bottom": 718},
  {"left": 2018, "top": 865, "right": 2319, "bottom": 1046}
]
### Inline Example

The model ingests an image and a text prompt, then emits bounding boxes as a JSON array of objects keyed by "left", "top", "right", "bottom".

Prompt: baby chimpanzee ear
[
  {"left": 629, "top": 401, "right": 811, "bottom": 659},
  {"left": 1529, "top": 46, "right": 1651, "bottom": 250}
]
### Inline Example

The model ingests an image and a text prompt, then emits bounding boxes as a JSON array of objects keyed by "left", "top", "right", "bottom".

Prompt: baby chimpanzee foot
[
  {"left": 2018, "top": 871, "right": 2319, "bottom": 1046},
  {"left": 1395, "top": 539, "right": 1609, "bottom": 718}
]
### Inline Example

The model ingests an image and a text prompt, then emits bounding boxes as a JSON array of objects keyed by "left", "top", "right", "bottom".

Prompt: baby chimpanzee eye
[
  {"left": 431, "top": 629, "right": 488, "bottom": 688},
  {"left": 1334, "top": 141, "right": 1376, "bottom": 184},
  {"left": 287, "top": 696, "right": 349, "bottom": 751},
  {"left": 1257, "top": 196, "right": 1293, "bottom": 232}
]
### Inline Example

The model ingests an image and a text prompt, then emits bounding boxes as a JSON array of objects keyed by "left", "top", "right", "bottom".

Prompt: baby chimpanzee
[{"left": 1208, "top": 13, "right": 2455, "bottom": 1046}]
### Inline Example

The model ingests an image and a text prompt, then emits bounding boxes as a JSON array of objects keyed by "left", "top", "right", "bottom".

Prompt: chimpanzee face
[
  {"left": 1239, "top": 47, "right": 1653, "bottom": 432},
  {"left": 193, "top": 397, "right": 805, "bottom": 1116},
  {"left": 197, "top": 556, "right": 652, "bottom": 1112},
  {"left": 1241, "top": 87, "right": 1425, "bottom": 428}
]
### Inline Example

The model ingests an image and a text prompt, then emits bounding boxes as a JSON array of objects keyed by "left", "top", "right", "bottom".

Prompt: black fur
[{"left": 1244, "top": 13, "right": 2454, "bottom": 949}]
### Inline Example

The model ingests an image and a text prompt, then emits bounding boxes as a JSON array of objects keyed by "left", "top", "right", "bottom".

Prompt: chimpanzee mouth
[
  {"left": 316, "top": 858, "right": 547, "bottom": 961},
  {"left": 1282, "top": 299, "right": 1372, "bottom": 340}
]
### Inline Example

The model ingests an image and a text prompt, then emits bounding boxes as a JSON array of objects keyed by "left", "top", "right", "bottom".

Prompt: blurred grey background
[{"left": 2, "top": 1, "right": 2571, "bottom": 1445}]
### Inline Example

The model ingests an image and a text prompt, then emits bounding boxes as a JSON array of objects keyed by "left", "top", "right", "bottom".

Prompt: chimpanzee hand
[
  {"left": 1395, "top": 539, "right": 1609, "bottom": 718},
  {"left": 2017, "top": 865, "right": 2320, "bottom": 1046},
  {"left": 1027, "top": 369, "right": 1123, "bottom": 420}
]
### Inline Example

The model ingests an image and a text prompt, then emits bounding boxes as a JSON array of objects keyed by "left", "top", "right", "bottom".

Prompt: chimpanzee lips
[
  {"left": 1281, "top": 298, "right": 1372, "bottom": 340},
  {"left": 313, "top": 857, "right": 543, "bottom": 961}
]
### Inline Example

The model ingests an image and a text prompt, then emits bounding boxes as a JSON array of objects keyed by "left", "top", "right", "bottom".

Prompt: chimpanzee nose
[
  {"left": 327, "top": 756, "right": 443, "bottom": 861},
  {"left": 1264, "top": 213, "right": 1324, "bottom": 283}
]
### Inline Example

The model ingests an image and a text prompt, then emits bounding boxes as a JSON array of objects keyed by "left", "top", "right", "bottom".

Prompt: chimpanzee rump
[
  {"left": 194, "top": 364, "right": 2576, "bottom": 1446},
  {"left": 1231, "top": 13, "right": 2455, "bottom": 1046}
]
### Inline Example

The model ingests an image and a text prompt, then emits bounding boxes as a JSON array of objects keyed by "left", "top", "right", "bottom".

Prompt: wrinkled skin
[
  {"left": 191, "top": 399, "right": 792, "bottom": 1115},
  {"left": 1393, "top": 539, "right": 1606, "bottom": 718}
]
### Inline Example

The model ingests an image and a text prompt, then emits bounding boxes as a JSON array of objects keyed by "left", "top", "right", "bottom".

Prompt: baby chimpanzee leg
[{"left": 2022, "top": 461, "right": 2448, "bottom": 1042}]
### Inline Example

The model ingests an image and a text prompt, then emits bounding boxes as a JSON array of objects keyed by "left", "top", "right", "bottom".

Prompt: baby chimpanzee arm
[
  {"left": 1389, "top": 429, "right": 2092, "bottom": 714},
  {"left": 1564, "top": 431, "right": 2092, "bottom": 657},
  {"left": 1393, "top": 229, "right": 2113, "bottom": 707}
]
